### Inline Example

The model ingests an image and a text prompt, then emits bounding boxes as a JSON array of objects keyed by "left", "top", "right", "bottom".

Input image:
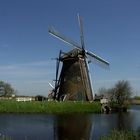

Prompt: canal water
[{"left": 0, "top": 105, "right": 139, "bottom": 140}]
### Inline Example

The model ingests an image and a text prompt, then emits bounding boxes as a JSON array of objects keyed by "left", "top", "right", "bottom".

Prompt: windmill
[{"left": 49, "top": 14, "right": 109, "bottom": 101}]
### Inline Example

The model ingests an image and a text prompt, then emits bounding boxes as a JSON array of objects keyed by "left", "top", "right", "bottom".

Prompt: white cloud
[
  {"left": 94, "top": 79, "right": 119, "bottom": 84},
  {"left": 15, "top": 60, "right": 54, "bottom": 67},
  {"left": 94, "top": 78, "right": 140, "bottom": 84},
  {"left": 0, "top": 60, "right": 56, "bottom": 96},
  {"left": 0, "top": 60, "right": 55, "bottom": 78},
  {"left": 128, "top": 78, "right": 140, "bottom": 82}
]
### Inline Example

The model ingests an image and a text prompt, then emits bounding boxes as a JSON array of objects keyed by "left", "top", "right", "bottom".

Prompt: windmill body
[
  {"left": 49, "top": 15, "right": 109, "bottom": 101},
  {"left": 56, "top": 49, "right": 93, "bottom": 101}
]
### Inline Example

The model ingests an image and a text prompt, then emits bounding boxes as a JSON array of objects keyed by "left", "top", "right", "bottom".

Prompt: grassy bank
[
  {"left": 0, "top": 100, "right": 101, "bottom": 113},
  {"left": 100, "top": 129, "right": 140, "bottom": 140}
]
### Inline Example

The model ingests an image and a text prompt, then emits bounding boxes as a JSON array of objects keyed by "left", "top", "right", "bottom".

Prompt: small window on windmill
[
  {"left": 64, "top": 78, "right": 66, "bottom": 82},
  {"left": 77, "top": 76, "right": 81, "bottom": 82}
]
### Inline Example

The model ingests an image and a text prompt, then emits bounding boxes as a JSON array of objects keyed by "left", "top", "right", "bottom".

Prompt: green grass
[
  {"left": 100, "top": 129, "right": 140, "bottom": 140},
  {"left": 0, "top": 135, "right": 12, "bottom": 140},
  {"left": 0, "top": 100, "right": 101, "bottom": 113}
]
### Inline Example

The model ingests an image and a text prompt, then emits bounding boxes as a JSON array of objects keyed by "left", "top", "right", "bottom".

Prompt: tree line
[{"left": 0, "top": 80, "right": 134, "bottom": 106}]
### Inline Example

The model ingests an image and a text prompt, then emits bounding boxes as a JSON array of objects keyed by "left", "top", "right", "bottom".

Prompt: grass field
[{"left": 0, "top": 100, "right": 101, "bottom": 113}]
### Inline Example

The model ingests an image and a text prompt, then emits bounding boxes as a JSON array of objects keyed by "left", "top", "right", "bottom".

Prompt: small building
[
  {"left": 16, "top": 96, "right": 35, "bottom": 102},
  {"left": 100, "top": 98, "right": 109, "bottom": 104},
  {"left": 94, "top": 94, "right": 103, "bottom": 101},
  {"left": 35, "top": 95, "right": 46, "bottom": 101}
]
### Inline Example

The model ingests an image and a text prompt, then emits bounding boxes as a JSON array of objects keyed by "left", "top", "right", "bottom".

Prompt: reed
[{"left": 100, "top": 129, "right": 140, "bottom": 140}]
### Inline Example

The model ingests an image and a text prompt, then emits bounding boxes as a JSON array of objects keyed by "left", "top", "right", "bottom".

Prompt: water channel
[{"left": 0, "top": 105, "right": 139, "bottom": 140}]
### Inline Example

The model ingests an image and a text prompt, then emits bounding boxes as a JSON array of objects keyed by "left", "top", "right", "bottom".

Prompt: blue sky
[{"left": 0, "top": 0, "right": 140, "bottom": 96}]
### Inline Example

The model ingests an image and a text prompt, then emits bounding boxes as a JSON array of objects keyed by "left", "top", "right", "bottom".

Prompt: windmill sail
[
  {"left": 49, "top": 27, "right": 81, "bottom": 49},
  {"left": 49, "top": 27, "right": 109, "bottom": 66},
  {"left": 78, "top": 13, "right": 85, "bottom": 49}
]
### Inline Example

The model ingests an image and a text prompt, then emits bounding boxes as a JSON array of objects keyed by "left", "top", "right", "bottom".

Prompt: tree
[
  {"left": 113, "top": 80, "right": 132, "bottom": 107},
  {"left": 98, "top": 80, "right": 133, "bottom": 108},
  {"left": 0, "top": 81, "right": 16, "bottom": 97}
]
